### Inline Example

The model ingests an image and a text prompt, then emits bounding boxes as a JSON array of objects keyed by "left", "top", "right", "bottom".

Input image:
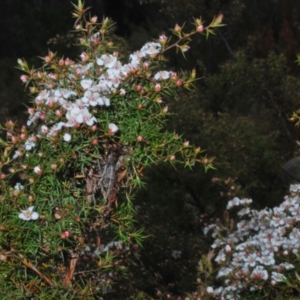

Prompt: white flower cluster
[
  {"left": 204, "top": 184, "right": 300, "bottom": 299},
  {"left": 24, "top": 41, "right": 169, "bottom": 152}
]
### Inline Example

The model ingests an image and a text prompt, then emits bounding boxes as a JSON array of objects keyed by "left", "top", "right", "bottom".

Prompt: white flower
[
  {"left": 171, "top": 250, "right": 182, "bottom": 259},
  {"left": 13, "top": 150, "right": 23, "bottom": 159},
  {"left": 290, "top": 184, "right": 300, "bottom": 193},
  {"left": 19, "top": 206, "right": 39, "bottom": 221},
  {"left": 129, "top": 51, "right": 142, "bottom": 65},
  {"left": 47, "top": 122, "right": 65, "bottom": 137},
  {"left": 225, "top": 244, "right": 232, "bottom": 253},
  {"left": 279, "top": 262, "right": 294, "bottom": 270},
  {"left": 215, "top": 249, "right": 226, "bottom": 263},
  {"left": 65, "top": 105, "right": 97, "bottom": 127},
  {"left": 238, "top": 207, "right": 251, "bottom": 217},
  {"left": 80, "top": 79, "right": 93, "bottom": 90},
  {"left": 81, "top": 90, "right": 101, "bottom": 107},
  {"left": 251, "top": 265, "right": 268, "bottom": 281},
  {"left": 54, "top": 88, "right": 77, "bottom": 99},
  {"left": 96, "top": 54, "right": 117, "bottom": 68},
  {"left": 154, "top": 71, "right": 170, "bottom": 80},
  {"left": 63, "top": 133, "right": 72, "bottom": 142},
  {"left": 140, "top": 42, "right": 161, "bottom": 56},
  {"left": 271, "top": 271, "right": 287, "bottom": 282},
  {"left": 226, "top": 197, "right": 241, "bottom": 209},
  {"left": 24, "top": 136, "right": 37, "bottom": 151},
  {"left": 14, "top": 183, "right": 24, "bottom": 191}
]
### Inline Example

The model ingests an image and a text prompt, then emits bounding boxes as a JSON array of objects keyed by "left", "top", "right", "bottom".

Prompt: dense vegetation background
[{"left": 1, "top": 0, "right": 300, "bottom": 297}]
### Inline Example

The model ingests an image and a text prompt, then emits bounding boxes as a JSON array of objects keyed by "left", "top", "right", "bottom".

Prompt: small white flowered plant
[
  {"left": 19, "top": 206, "right": 39, "bottom": 221},
  {"left": 201, "top": 183, "right": 300, "bottom": 299},
  {"left": 0, "top": 2, "right": 221, "bottom": 296}
]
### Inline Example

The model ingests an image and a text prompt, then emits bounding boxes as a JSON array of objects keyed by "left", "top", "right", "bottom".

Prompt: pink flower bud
[
  {"left": 20, "top": 133, "right": 27, "bottom": 140},
  {"left": 58, "top": 59, "right": 64, "bottom": 66},
  {"left": 197, "top": 25, "right": 204, "bottom": 33},
  {"left": 47, "top": 98, "right": 55, "bottom": 108},
  {"left": 51, "top": 163, "right": 58, "bottom": 169},
  {"left": 44, "top": 56, "right": 52, "bottom": 63},
  {"left": 90, "top": 16, "right": 97, "bottom": 23},
  {"left": 61, "top": 230, "right": 70, "bottom": 239},
  {"left": 155, "top": 84, "right": 161, "bottom": 92},
  {"left": 91, "top": 138, "right": 98, "bottom": 145},
  {"left": 39, "top": 113, "right": 46, "bottom": 120},
  {"left": 28, "top": 107, "right": 35, "bottom": 115},
  {"left": 195, "top": 147, "right": 201, "bottom": 153},
  {"left": 170, "top": 72, "right": 178, "bottom": 79},
  {"left": 35, "top": 98, "right": 42, "bottom": 106},
  {"left": 64, "top": 58, "right": 73, "bottom": 66},
  {"left": 176, "top": 79, "right": 183, "bottom": 87},
  {"left": 20, "top": 75, "right": 28, "bottom": 83},
  {"left": 119, "top": 88, "right": 126, "bottom": 96},
  {"left": 108, "top": 123, "right": 118, "bottom": 135},
  {"left": 80, "top": 52, "right": 89, "bottom": 61},
  {"left": 92, "top": 37, "right": 99, "bottom": 45},
  {"left": 162, "top": 106, "right": 168, "bottom": 113},
  {"left": 55, "top": 110, "right": 63, "bottom": 117},
  {"left": 181, "top": 45, "right": 190, "bottom": 52},
  {"left": 159, "top": 35, "right": 167, "bottom": 44},
  {"left": 49, "top": 73, "right": 58, "bottom": 80},
  {"left": 11, "top": 136, "right": 19, "bottom": 144},
  {"left": 136, "top": 135, "right": 143, "bottom": 142},
  {"left": 13, "top": 190, "right": 20, "bottom": 197},
  {"left": 6, "top": 120, "right": 15, "bottom": 128},
  {"left": 135, "top": 85, "right": 142, "bottom": 92},
  {"left": 30, "top": 86, "right": 38, "bottom": 93},
  {"left": 174, "top": 24, "right": 181, "bottom": 32},
  {"left": 90, "top": 125, "right": 97, "bottom": 132},
  {"left": 34, "top": 165, "right": 43, "bottom": 175},
  {"left": 46, "top": 83, "right": 54, "bottom": 89},
  {"left": 183, "top": 141, "right": 189, "bottom": 147},
  {"left": 0, "top": 173, "right": 6, "bottom": 179}
]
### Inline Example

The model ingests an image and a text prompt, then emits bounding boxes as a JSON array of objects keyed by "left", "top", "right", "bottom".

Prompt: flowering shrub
[
  {"left": 0, "top": 1, "right": 222, "bottom": 298},
  {"left": 189, "top": 184, "right": 300, "bottom": 299}
]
